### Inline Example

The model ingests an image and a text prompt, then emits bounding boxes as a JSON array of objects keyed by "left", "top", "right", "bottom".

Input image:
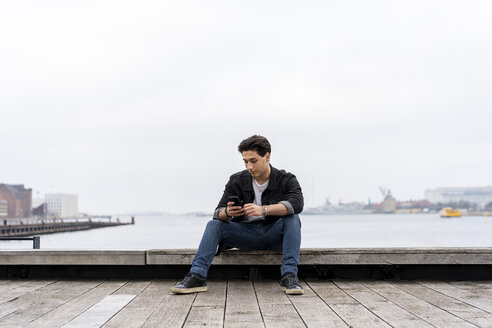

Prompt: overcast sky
[{"left": 1, "top": 1, "right": 491, "bottom": 214}]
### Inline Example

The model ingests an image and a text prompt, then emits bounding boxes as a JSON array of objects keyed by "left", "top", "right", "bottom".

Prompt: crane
[{"left": 379, "top": 186, "right": 392, "bottom": 198}]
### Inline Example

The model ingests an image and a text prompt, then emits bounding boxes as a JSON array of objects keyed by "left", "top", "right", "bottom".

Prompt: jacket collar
[
  {"left": 242, "top": 164, "right": 278, "bottom": 191},
  {"left": 267, "top": 164, "right": 278, "bottom": 190}
]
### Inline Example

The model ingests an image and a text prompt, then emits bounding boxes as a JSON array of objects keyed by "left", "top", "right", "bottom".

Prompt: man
[{"left": 171, "top": 135, "right": 304, "bottom": 295}]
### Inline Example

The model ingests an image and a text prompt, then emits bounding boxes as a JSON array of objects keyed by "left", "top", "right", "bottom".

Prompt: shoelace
[{"left": 181, "top": 273, "right": 193, "bottom": 285}]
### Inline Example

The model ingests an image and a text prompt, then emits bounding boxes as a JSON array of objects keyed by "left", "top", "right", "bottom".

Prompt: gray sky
[{"left": 1, "top": 1, "right": 491, "bottom": 214}]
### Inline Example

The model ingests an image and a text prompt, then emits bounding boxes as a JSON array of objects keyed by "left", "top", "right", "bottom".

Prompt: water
[{"left": 0, "top": 213, "right": 491, "bottom": 250}]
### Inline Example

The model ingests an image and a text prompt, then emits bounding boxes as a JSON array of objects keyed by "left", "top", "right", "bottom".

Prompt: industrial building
[
  {"left": 0, "top": 184, "right": 32, "bottom": 218},
  {"left": 424, "top": 186, "right": 492, "bottom": 208},
  {"left": 45, "top": 193, "right": 79, "bottom": 218},
  {"left": 0, "top": 200, "right": 7, "bottom": 219}
]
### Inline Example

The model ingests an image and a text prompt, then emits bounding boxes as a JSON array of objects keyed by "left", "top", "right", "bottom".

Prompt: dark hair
[{"left": 237, "top": 135, "right": 271, "bottom": 157}]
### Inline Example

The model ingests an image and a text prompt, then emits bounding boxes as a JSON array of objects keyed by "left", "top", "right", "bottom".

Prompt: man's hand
[
  {"left": 226, "top": 201, "right": 244, "bottom": 217},
  {"left": 243, "top": 203, "right": 264, "bottom": 217}
]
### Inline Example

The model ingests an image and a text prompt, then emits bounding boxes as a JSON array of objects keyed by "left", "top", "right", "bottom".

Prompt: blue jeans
[{"left": 190, "top": 214, "right": 301, "bottom": 278}]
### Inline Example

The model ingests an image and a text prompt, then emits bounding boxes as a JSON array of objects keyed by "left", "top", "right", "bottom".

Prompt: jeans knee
[
  {"left": 282, "top": 214, "right": 301, "bottom": 228},
  {"left": 206, "top": 219, "right": 223, "bottom": 231},
  {"left": 205, "top": 219, "right": 227, "bottom": 233}
]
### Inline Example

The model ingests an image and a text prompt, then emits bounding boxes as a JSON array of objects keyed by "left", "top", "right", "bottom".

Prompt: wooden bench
[
  {"left": 1, "top": 248, "right": 491, "bottom": 279},
  {"left": 1, "top": 248, "right": 491, "bottom": 266},
  {"left": 147, "top": 247, "right": 492, "bottom": 265}
]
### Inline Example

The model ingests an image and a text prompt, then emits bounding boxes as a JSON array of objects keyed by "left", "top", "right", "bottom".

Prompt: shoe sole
[
  {"left": 281, "top": 286, "right": 304, "bottom": 295},
  {"left": 171, "top": 286, "right": 208, "bottom": 294}
]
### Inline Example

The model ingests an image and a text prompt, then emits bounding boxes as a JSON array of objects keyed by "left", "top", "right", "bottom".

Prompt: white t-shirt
[{"left": 245, "top": 179, "right": 269, "bottom": 222}]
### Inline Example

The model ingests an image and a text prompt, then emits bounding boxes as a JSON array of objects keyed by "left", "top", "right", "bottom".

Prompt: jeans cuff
[
  {"left": 190, "top": 268, "right": 207, "bottom": 279},
  {"left": 280, "top": 268, "right": 298, "bottom": 277}
]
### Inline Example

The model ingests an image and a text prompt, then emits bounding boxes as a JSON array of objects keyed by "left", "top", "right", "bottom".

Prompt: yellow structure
[{"left": 439, "top": 207, "right": 462, "bottom": 218}]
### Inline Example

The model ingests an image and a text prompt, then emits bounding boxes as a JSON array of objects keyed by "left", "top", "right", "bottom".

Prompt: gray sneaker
[
  {"left": 280, "top": 272, "right": 304, "bottom": 295},
  {"left": 171, "top": 273, "right": 207, "bottom": 294}
]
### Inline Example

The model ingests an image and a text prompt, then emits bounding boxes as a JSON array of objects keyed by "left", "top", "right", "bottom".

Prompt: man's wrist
[
  {"left": 224, "top": 207, "right": 232, "bottom": 218},
  {"left": 263, "top": 205, "right": 268, "bottom": 216}
]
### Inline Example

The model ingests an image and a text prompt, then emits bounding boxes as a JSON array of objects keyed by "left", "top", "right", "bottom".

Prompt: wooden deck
[{"left": 0, "top": 279, "right": 491, "bottom": 327}]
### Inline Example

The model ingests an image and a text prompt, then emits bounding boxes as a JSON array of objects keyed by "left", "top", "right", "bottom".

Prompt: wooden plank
[
  {"left": 333, "top": 281, "right": 433, "bottom": 328},
  {"left": 287, "top": 280, "right": 347, "bottom": 328},
  {"left": 191, "top": 280, "right": 226, "bottom": 308},
  {"left": 0, "top": 280, "right": 32, "bottom": 294},
  {"left": 449, "top": 281, "right": 492, "bottom": 299},
  {"left": 0, "top": 250, "right": 146, "bottom": 265},
  {"left": 465, "top": 281, "right": 492, "bottom": 289},
  {"left": 183, "top": 306, "right": 224, "bottom": 328},
  {"left": 0, "top": 280, "right": 56, "bottom": 305},
  {"left": 111, "top": 280, "right": 152, "bottom": 296},
  {"left": 146, "top": 248, "right": 492, "bottom": 265},
  {"left": 394, "top": 280, "right": 492, "bottom": 328},
  {"left": 0, "top": 280, "right": 102, "bottom": 326},
  {"left": 62, "top": 294, "right": 136, "bottom": 328},
  {"left": 253, "top": 280, "right": 305, "bottom": 328},
  {"left": 140, "top": 282, "right": 197, "bottom": 328},
  {"left": 0, "top": 279, "right": 60, "bottom": 320},
  {"left": 419, "top": 281, "right": 492, "bottom": 313},
  {"left": 184, "top": 281, "right": 226, "bottom": 328},
  {"left": 363, "top": 281, "right": 476, "bottom": 328},
  {"left": 2, "top": 247, "right": 492, "bottom": 266},
  {"left": 26, "top": 280, "right": 127, "bottom": 328},
  {"left": 224, "top": 280, "right": 263, "bottom": 328},
  {"left": 306, "top": 279, "right": 390, "bottom": 328},
  {"left": 103, "top": 280, "right": 176, "bottom": 328},
  {"left": 451, "top": 280, "right": 492, "bottom": 290}
]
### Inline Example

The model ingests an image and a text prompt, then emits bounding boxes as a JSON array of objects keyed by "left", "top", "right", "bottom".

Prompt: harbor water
[{"left": 0, "top": 213, "right": 491, "bottom": 250}]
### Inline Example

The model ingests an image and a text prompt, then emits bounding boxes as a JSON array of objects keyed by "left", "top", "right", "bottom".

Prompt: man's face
[{"left": 242, "top": 150, "right": 270, "bottom": 178}]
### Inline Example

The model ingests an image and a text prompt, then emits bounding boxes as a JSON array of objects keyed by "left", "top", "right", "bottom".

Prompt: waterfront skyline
[{"left": 1, "top": 1, "right": 492, "bottom": 214}]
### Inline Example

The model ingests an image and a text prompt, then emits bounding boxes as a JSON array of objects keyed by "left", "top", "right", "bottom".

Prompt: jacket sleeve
[
  {"left": 279, "top": 175, "right": 304, "bottom": 215},
  {"left": 213, "top": 175, "right": 236, "bottom": 220}
]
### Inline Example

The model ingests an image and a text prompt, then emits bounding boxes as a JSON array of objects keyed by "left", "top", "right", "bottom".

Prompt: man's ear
[{"left": 265, "top": 152, "right": 270, "bottom": 162}]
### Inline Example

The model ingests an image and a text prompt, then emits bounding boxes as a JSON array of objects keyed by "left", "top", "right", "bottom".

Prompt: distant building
[
  {"left": 31, "top": 198, "right": 46, "bottom": 217},
  {"left": 32, "top": 203, "right": 47, "bottom": 217},
  {"left": 397, "top": 200, "right": 432, "bottom": 209},
  {"left": 0, "top": 184, "right": 32, "bottom": 218},
  {"left": 382, "top": 195, "right": 397, "bottom": 213},
  {"left": 32, "top": 197, "right": 44, "bottom": 209},
  {"left": 0, "top": 200, "right": 7, "bottom": 218},
  {"left": 303, "top": 198, "right": 365, "bottom": 214},
  {"left": 424, "top": 186, "right": 492, "bottom": 208},
  {"left": 45, "top": 193, "right": 79, "bottom": 218}
]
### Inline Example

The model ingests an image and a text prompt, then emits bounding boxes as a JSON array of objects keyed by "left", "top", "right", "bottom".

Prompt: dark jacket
[{"left": 213, "top": 164, "right": 304, "bottom": 223}]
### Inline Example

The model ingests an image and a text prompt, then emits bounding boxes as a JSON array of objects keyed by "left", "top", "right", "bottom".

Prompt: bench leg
[{"left": 249, "top": 267, "right": 258, "bottom": 281}]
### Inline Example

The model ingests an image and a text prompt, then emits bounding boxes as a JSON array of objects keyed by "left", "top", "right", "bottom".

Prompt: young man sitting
[{"left": 171, "top": 135, "right": 304, "bottom": 295}]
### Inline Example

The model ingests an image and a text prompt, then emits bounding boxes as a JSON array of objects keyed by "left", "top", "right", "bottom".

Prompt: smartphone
[{"left": 228, "top": 196, "right": 243, "bottom": 207}]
